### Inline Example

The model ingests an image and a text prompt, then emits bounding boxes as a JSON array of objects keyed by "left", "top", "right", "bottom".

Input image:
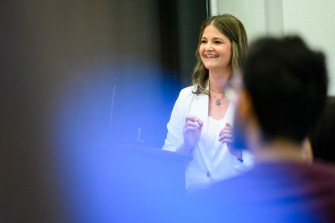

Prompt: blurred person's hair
[
  {"left": 242, "top": 36, "right": 328, "bottom": 142},
  {"left": 309, "top": 96, "right": 335, "bottom": 163}
]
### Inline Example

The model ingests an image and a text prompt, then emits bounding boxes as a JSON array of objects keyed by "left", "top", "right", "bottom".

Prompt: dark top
[{"left": 184, "top": 161, "right": 335, "bottom": 223}]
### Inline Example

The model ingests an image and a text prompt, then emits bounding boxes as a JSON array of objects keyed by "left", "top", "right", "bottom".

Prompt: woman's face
[{"left": 199, "top": 24, "right": 232, "bottom": 72}]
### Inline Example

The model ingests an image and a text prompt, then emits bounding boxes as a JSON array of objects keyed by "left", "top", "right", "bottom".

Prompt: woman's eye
[
  {"left": 201, "top": 40, "right": 207, "bottom": 44},
  {"left": 215, "top": 41, "right": 222, "bottom": 44}
]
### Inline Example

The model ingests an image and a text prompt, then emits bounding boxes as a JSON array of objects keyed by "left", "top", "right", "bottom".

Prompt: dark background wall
[
  {"left": 0, "top": 0, "right": 206, "bottom": 222},
  {"left": 109, "top": 0, "right": 207, "bottom": 147}
]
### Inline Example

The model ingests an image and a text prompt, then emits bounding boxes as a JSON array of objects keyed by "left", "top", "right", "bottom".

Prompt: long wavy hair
[{"left": 192, "top": 14, "right": 248, "bottom": 94}]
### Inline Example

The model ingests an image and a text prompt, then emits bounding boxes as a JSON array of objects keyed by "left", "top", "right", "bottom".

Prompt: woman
[{"left": 163, "top": 14, "right": 251, "bottom": 191}]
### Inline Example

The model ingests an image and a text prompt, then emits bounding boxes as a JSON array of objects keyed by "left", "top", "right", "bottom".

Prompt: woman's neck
[{"left": 208, "top": 69, "right": 232, "bottom": 92}]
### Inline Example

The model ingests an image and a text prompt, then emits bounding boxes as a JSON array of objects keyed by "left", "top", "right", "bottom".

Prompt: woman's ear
[{"left": 301, "top": 138, "right": 313, "bottom": 164}]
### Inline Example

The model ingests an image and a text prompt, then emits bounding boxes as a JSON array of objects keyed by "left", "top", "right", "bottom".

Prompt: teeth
[{"left": 205, "top": 54, "right": 218, "bottom": 58}]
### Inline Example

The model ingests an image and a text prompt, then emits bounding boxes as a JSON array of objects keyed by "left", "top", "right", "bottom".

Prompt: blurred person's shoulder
[
  {"left": 182, "top": 161, "right": 335, "bottom": 223},
  {"left": 308, "top": 160, "right": 335, "bottom": 177}
]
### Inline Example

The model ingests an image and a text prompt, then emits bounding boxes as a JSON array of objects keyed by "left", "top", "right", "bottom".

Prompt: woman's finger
[
  {"left": 185, "top": 116, "right": 203, "bottom": 125},
  {"left": 185, "top": 120, "right": 200, "bottom": 129},
  {"left": 219, "top": 133, "right": 234, "bottom": 142}
]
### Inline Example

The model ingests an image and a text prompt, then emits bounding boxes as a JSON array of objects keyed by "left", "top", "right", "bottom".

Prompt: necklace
[
  {"left": 209, "top": 88, "right": 225, "bottom": 105},
  {"left": 211, "top": 93, "right": 225, "bottom": 106}
]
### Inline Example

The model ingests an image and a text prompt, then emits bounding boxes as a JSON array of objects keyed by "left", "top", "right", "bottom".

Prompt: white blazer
[{"left": 163, "top": 86, "right": 252, "bottom": 191}]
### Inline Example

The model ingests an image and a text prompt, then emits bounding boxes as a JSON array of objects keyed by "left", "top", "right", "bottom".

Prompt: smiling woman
[{"left": 162, "top": 14, "right": 252, "bottom": 192}]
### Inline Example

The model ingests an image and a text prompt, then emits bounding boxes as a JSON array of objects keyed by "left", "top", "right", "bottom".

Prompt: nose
[{"left": 205, "top": 42, "right": 214, "bottom": 50}]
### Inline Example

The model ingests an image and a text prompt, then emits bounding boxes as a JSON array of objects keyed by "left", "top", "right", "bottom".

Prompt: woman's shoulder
[{"left": 179, "top": 85, "right": 197, "bottom": 97}]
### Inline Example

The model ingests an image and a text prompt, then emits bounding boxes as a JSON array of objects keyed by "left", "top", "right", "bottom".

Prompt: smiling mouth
[{"left": 205, "top": 54, "right": 219, "bottom": 58}]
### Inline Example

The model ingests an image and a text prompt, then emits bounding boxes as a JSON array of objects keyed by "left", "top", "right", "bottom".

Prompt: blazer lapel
[{"left": 188, "top": 93, "right": 211, "bottom": 171}]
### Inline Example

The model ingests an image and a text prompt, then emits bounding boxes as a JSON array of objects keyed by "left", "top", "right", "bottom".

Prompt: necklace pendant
[{"left": 215, "top": 99, "right": 221, "bottom": 106}]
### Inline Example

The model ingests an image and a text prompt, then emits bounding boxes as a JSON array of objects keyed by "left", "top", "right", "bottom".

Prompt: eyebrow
[{"left": 201, "top": 37, "right": 224, "bottom": 41}]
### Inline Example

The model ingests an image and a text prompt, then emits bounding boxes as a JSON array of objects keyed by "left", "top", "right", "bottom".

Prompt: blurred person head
[
  {"left": 183, "top": 36, "right": 333, "bottom": 223},
  {"left": 234, "top": 36, "right": 328, "bottom": 153},
  {"left": 192, "top": 14, "right": 248, "bottom": 94}
]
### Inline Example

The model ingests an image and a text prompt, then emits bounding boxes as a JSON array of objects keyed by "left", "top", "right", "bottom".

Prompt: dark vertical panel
[
  {"left": 177, "top": 0, "right": 208, "bottom": 86},
  {"left": 157, "top": 0, "right": 207, "bottom": 86},
  {"left": 158, "top": 0, "right": 181, "bottom": 76}
]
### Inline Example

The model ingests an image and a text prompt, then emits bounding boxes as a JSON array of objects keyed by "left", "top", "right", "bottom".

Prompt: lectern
[
  {"left": 108, "top": 143, "right": 191, "bottom": 195},
  {"left": 73, "top": 143, "right": 192, "bottom": 222}
]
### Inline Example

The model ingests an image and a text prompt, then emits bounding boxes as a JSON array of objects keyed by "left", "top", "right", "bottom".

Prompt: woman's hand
[
  {"left": 219, "top": 123, "right": 243, "bottom": 161},
  {"left": 219, "top": 123, "right": 234, "bottom": 144},
  {"left": 182, "top": 116, "right": 203, "bottom": 154}
]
